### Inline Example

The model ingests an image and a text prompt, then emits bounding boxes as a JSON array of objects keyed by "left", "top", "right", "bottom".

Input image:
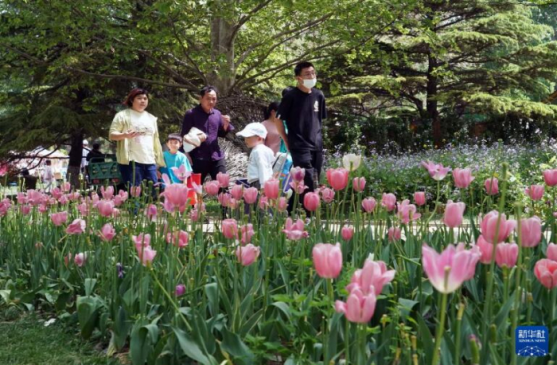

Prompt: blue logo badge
[{"left": 515, "top": 326, "right": 549, "bottom": 356}]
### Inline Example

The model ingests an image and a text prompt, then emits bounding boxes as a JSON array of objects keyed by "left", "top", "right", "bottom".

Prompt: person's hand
[
  {"left": 198, "top": 133, "right": 207, "bottom": 143},
  {"left": 222, "top": 115, "right": 231, "bottom": 131},
  {"left": 124, "top": 129, "right": 140, "bottom": 139},
  {"left": 156, "top": 171, "right": 162, "bottom": 179}
]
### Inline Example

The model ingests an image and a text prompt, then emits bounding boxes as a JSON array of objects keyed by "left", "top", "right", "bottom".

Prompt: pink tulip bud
[
  {"left": 534, "top": 258, "right": 557, "bottom": 289},
  {"left": 50, "top": 211, "right": 68, "bottom": 226},
  {"left": 130, "top": 186, "right": 141, "bottom": 197},
  {"left": 277, "top": 197, "right": 288, "bottom": 212},
  {"left": 236, "top": 244, "right": 260, "bottom": 266},
  {"left": 139, "top": 247, "right": 157, "bottom": 266},
  {"left": 61, "top": 182, "right": 71, "bottom": 193},
  {"left": 259, "top": 196, "right": 269, "bottom": 210},
  {"left": 190, "top": 208, "right": 199, "bottom": 222},
  {"left": 335, "top": 287, "right": 377, "bottom": 323},
  {"left": 166, "top": 230, "right": 189, "bottom": 248},
  {"left": 381, "top": 193, "right": 397, "bottom": 212},
  {"left": 97, "top": 200, "right": 115, "bottom": 217},
  {"left": 362, "top": 197, "right": 376, "bottom": 213},
  {"left": 320, "top": 187, "right": 335, "bottom": 203},
  {"left": 312, "top": 243, "right": 343, "bottom": 279},
  {"left": 264, "top": 178, "right": 280, "bottom": 200},
  {"left": 290, "top": 167, "right": 305, "bottom": 182},
  {"left": 452, "top": 168, "right": 475, "bottom": 189},
  {"left": 66, "top": 219, "right": 86, "bottom": 235},
  {"left": 218, "top": 192, "right": 232, "bottom": 208},
  {"left": 326, "top": 168, "right": 350, "bottom": 191},
  {"left": 443, "top": 201, "right": 466, "bottom": 228},
  {"left": 216, "top": 172, "right": 230, "bottom": 188},
  {"left": 543, "top": 169, "right": 557, "bottom": 187},
  {"left": 484, "top": 178, "right": 499, "bottom": 195},
  {"left": 175, "top": 284, "right": 186, "bottom": 297},
  {"left": 495, "top": 242, "right": 518, "bottom": 268},
  {"left": 422, "top": 243, "right": 480, "bottom": 294},
  {"left": 414, "top": 192, "right": 426, "bottom": 206},
  {"left": 133, "top": 234, "right": 151, "bottom": 255},
  {"left": 145, "top": 204, "right": 157, "bottom": 222},
  {"left": 228, "top": 198, "right": 239, "bottom": 209},
  {"left": 480, "top": 211, "right": 516, "bottom": 244},
  {"left": 101, "top": 186, "right": 114, "bottom": 200},
  {"left": 397, "top": 199, "right": 421, "bottom": 224},
  {"left": 303, "top": 192, "right": 320, "bottom": 212},
  {"left": 519, "top": 216, "right": 542, "bottom": 248},
  {"left": 547, "top": 243, "right": 557, "bottom": 262},
  {"left": 99, "top": 223, "right": 116, "bottom": 242},
  {"left": 243, "top": 187, "right": 259, "bottom": 205},
  {"left": 388, "top": 227, "right": 401, "bottom": 242},
  {"left": 222, "top": 219, "right": 238, "bottom": 239},
  {"left": 525, "top": 185, "right": 544, "bottom": 201},
  {"left": 476, "top": 235, "right": 493, "bottom": 264},
  {"left": 74, "top": 252, "right": 87, "bottom": 267},
  {"left": 341, "top": 225, "right": 354, "bottom": 241},
  {"left": 205, "top": 181, "right": 220, "bottom": 196},
  {"left": 230, "top": 184, "right": 243, "bottom": 200},
  {"left": 352, "top": 177, "right": 366, "bottom": 193}
]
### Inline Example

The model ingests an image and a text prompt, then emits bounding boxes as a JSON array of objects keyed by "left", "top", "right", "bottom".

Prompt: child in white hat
[{"left": 236, "top": 122, "right": 275, "bottom": 189}]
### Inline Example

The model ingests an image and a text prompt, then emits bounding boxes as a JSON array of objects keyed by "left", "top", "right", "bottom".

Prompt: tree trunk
[
  {"left": 209, "top": 16, "right": 236, "bottom": 96},
  {"left": 427, "top": 53, "right": 442, "bottom": 147}
]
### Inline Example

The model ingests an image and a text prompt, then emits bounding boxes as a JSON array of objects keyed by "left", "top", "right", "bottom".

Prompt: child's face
[
  {"left": 167, "top": 139, "right": 181, "bottom": 152},
  {"left": 244, "top": 135, "right": 262, "bottom": 148}
]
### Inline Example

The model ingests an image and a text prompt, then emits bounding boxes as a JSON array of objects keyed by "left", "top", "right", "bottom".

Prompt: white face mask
[{"left": 302, "top": 78, "right": 317, "bottom": 89}]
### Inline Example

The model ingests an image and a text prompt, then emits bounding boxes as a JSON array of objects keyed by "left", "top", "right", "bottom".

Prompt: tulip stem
[
  {"left": 454, "top": 302, "right": 465, "bottom": 365},
  {"left": 511, "top": 207, "right": 523, "bottom": 365},
  {"left": 432, "top": 291, "right": 448, "bottom": 365}
]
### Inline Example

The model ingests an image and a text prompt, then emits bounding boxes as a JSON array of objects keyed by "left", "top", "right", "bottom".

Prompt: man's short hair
[
  {"left": 167, "top": 133, "right": 183, "bottom": 142},
  {"left": 294, "top": 61, "right": 315, "bottom": 76},
  {"left": 200, "top": 85, "right": 218, "bottom": 97}
]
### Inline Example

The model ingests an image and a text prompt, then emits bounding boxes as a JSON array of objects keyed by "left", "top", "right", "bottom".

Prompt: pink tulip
[
  {"left": 346, "top": 259, "right": 395, "bottom": 295},
  {"left": 66, "top": 219, "right": 86, "bottom": 235},
  {"left": 133, "top": 233, "right": 151, "bottom": 254},
  {"left": 139, "top": 247, "right": 157, "bottom": 266},
  {"left": 495, "top": 243, "right": 518, "bottom": 268},
  {"left": 320, "top": 187, "right": 335, "bottom": 203},
  {"left": 525, "top": 185, "right": 544, "bottom": 201},
  {"left": 341, "top": 225, "right": 354, "bottom": 241},
  {"left": 381, "top": 193, "right": 397, "bottom": 212},
  {"left": 519, "top": 216, "right": 542, "bottom": 248},
  {"left": 421, "top": 161, "right": 450, "bottom": 181},
  {"left": 162, "top": 184, "right": 189, "bottom": 213},
  {"left": 283, "top": 218, "right": 309, "bottom": 240},
  {"left": 414, "top": 192, "right": 426, "bottom": 206},
  {"left": 99, "top": 223, "right": 116, "bottom": 242},
  {"left": 228, "top": 198, "right": 239, "bottom": 209},
  {"left": 222, "top": 219, "right": 238, "bottom": 239},
  {"left": 422, "top": 243, "right": 480, "bottom": 293},
  {"left": 0, "top": 199, "right": 11, "bottom": 217},
  {"left": 38, "top": 204, "right": 47, "bottom": 213},
  {"left": 171, "top": 165, "right": 190, "bottom": 182},
  {"left": 230, "top": 184, "right": 243, "bottom": 200},
  {"left": 452, "top": 168, "right": 475, "bottom": 189},
  {"left": 352, "top": 177, "right": 366, "bottom": 192},
  {"left": 78, "top": 203, "right": 90, "bottom": 217},
  {"left": 205, "top": 181, "right": 221, "bottom": 196},
  {"left": 50, "top": 188, "right": 63, "bottom": 200},
  {"left": 476, "top": 235, "right": 494, "bottom": 264},
  {"left": 326, "top": 168, "right": 349, "bottom": 191},
  {"left": 218, "top": 192, "right": 232, "bottom": 207},
  {"left": 58, "top": 195, "right": 70, "bottom": 205},
  {"left": 290, "top": 167, "right": 305, "bottom": 182},
  {"left": 547, "top": 243, "right": 557, "bottom": 262},
  {"left": 534, "top": 259, "right": 557, "bottom": 289},
  {"left": 175, "top": 284, "right": 186, "bottom": 297},
  {"left": 362, "top": 197, "right": 376, "bottom": 213},
  {"left": 289, "top": 181, "right": 308, "bottom": 194},
  {"left": 264, "top": 179, "right": 280, "bottom": 199},
  {"left": 50, "top": 211, "right": 68, "bottom": 226},
  {"left": 243, "top": 187, "right": 259, "bottom": 204},
  {"left": 101, "top": 186, "right": 114, "bottom": 200},
  {"left": 236, "top": 244, "right": 260, "bottom": 266},
  {"left": 277, "top": 197, "right": 288, "bottom": 212},
  {"left": 480, "top": 211, "right": 516, "bottom": 244},
  {"left": 335, "top": 287, "right": 377, "bottom": 324},
  {"left": 312, "top": 243, "right": 343, "bottom": 279},
  {"left": 74, "top": 252, "right": 87, "bottom": 267},
  {"left": 484, "top": 178, "right": 499, "bottom": 195},
  {"left": 118, "top": 189, "right": 129, "bottom": 202},
  {"left": 443, "top": 201, "right": 465, "bottom": 228},
  {"left": 240, "top": 224, "right": 255, "bottom": 245},
  {"left": 259, "top": 196, "right": 269, "bottom": 210},
  {"left": 145, "top": 204, "right": 157, "bottom": 222},
  {"left": 21, "top": 204, "right": 31, "bottom": 215},
  {"left": 61, "top": 182, "right": 71, "bottom": 193},
  {"left": 166, "top": 230, "right": 189, "bottom": 248},
  {"left": 190, "top": 209, "right": 199, "bottom": 222},
  {"left": 397, "top": 199, "right": 421, "bottom": 224},
  {"left": 388, "top": 227, "right": 401, "bottom": 242},
  {"left": 543, "top": 169, "right": 557, "bottom": 187},
  {"left": 97, "top": 200, "right": 115, "bottom": 217},
  {"left": 303, "top": 192, "right": 320, "bottom": 212},
  {"left": 216, "top": 172, "right": 230, "bottom": 188}
]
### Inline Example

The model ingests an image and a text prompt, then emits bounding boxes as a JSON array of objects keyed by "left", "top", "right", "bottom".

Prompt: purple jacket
[{"left": 180, "top": 105, "right": 234, "bottom": 161}]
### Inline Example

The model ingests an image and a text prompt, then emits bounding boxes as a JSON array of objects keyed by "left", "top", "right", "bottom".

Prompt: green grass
[{"left": 0, "top": 308, "right": 123, "bottom": 365}]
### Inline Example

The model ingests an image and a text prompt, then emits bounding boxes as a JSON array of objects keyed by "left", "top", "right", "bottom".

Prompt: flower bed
[{"left": 1, "top": 156, "right": 557, "bottom": 364}]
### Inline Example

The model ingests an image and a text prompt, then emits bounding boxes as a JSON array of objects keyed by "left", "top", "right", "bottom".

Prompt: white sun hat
[{"left": 236, "top": 122, "right": 268, "bottom": 139}]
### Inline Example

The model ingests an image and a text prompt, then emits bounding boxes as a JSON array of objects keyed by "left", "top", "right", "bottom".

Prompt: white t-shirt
[
  {"left": 247, "top": 144, "right": 275, "bottom": 185},
  {"left": 129, "top": 110, "right": 156, "bottom": 164}
]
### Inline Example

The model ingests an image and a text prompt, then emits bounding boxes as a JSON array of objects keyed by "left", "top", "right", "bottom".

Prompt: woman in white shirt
[{"left": 108, "top": 89, "right": 165, "bottom": 190}]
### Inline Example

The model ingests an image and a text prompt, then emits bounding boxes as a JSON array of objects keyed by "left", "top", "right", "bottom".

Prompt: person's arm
[
  {"left": 255, "top": 149, "right": 272, "bottom": 186},
  {"left": 273, "top": 117, "right": 289, "bottom": 152},
  {"left": 218, "top": 113, "right": 234, "bottom": 137},
  {"left": 109, "top": 113, "right": 139, "bottom": 141},
  {"left": 275, "top": 94, "right": 291, "bottom": 151}
]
